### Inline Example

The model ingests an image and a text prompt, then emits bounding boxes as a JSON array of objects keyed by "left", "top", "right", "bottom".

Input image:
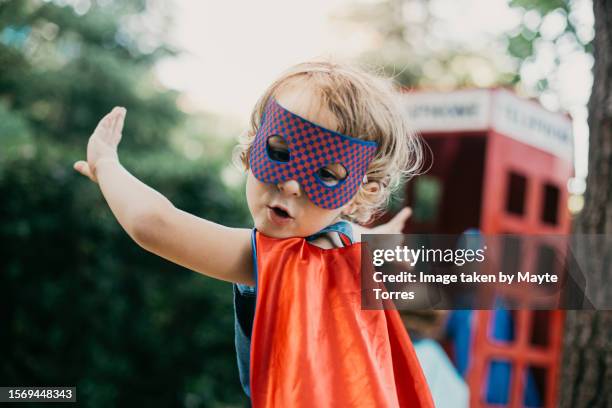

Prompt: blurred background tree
[
  {"left": 504, "top": 0, "right": 593, "bottom": 108},
  {"left": 0, "top": 0, "right": 250, "bottom": 406},
  {"left": 334, "top": 0, "right": 518, "bottom": 90},
  {"left": 504, "top": 1, "right": 609, "bottom": 406}
]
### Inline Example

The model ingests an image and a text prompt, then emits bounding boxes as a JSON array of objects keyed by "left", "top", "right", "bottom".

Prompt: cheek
[
  {"left": 302, "top": 201, "right": 344, "bottom": 227},
  {"left": 245, "top": 173, "right": 263, "bottom": 211}
]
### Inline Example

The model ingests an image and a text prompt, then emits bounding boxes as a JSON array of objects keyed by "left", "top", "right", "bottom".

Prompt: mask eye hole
[
  {"left": 316, "top": 164, "right": 347, "bottom": 187},
  {"left": 266, "top": 135, "right": 290, "bottom": 162}
]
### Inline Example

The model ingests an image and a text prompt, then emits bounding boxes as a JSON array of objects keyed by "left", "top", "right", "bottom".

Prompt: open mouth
[{"left": 268, "top": 205, "right": 292, "bottom": 219}]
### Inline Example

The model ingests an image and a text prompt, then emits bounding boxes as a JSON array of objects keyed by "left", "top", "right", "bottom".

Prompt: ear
[
  {"left": 341, "top": 181, "right": 380, "bottom": 216},
  {"left": 362, "top": 181, "right": 380, "bottom": 195}
]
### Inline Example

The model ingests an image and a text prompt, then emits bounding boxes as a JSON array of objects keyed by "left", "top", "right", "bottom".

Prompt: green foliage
[
  {"left": 510, "top": 0, "right": 569, "bottom": 14},
  {"left": 0, "top": 0, "right": 250, "bottom": 406},
  {"left": 336, "top": 0, "right": 516, "bottom": 89},
  {"left": 507, "top": 28, "right": 536, "bottom": 60},
  {"left": 506, "top": 0, "right": 593, "bottom": 95}
]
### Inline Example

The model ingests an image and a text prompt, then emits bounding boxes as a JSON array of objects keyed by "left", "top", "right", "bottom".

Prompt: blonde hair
[{"left": 233, "top": 60, "right": 424, "bottom": 224}]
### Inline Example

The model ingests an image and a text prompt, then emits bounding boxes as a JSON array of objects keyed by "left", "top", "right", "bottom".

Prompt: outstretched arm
[{"left": 74, "top": 107, "right": 254, "bottom": 286}]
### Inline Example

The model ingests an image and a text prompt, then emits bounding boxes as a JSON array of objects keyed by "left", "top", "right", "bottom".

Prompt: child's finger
[
  {"left": 109, "top": 107, "right": 123, "bottom": 136},
  {"left": 396, "top": 206, "right": 412, "bottom": 221},
  {"left": 109, "top": 108, "right": 118, "bottom": 131},
  {"left": 73, "top": 160, "right": 96, "bottom": 182},
  {"left": 112, "top": 107, "right": 126, "bottom": 143},
  {"left": 391, "top": 207, "right": 412, "bottom": 227},
  {"left": 93, "top": 110, "right": 115, "bottom": 133}
]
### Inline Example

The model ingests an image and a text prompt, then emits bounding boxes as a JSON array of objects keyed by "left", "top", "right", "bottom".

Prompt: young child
[{"left": 74, "top": 61, "right": 434, "bottom": 407}]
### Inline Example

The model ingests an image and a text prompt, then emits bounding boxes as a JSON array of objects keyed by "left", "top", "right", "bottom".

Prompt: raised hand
[
  {"left": 372, "top": 206, "right": 412, "bottom": 234},
  {"left": 73, "top": 106, "right": 126, "bottom": 183}
]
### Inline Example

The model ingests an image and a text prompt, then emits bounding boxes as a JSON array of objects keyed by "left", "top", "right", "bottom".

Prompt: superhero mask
[{"left": 249, "top": 98, "right": 378, "bottom": 209}]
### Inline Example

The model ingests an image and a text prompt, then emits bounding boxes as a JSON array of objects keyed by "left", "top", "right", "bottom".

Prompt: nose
[{"left": 277, "top": 180, "right": 301, "bottom": 197}]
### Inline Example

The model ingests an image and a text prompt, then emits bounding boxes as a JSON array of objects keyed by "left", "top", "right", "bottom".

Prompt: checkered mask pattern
[{"left": 250, "top": 98, "right": 378, "bottom": 209}]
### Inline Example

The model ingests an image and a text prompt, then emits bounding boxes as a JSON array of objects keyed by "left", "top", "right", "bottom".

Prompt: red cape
[{"left": 249, "top": 231, "right": 434, "bottom": 407}]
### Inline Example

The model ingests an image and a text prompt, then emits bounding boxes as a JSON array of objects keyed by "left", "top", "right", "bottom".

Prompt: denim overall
[{"left": 232, "top": 221, "right": 354, "bottom": 397}]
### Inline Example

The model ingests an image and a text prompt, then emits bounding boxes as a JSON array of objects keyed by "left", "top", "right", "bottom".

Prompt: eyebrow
[
  {"left": 268, "top": 135, "right": 288, "bottom": 147},
  {"left": 325, "top": 164, "right": 347, "bottom": 177}
]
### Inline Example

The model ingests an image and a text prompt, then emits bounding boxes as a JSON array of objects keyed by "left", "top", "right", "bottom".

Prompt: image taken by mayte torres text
[
  {"left": 369, "top": 244, "right": 557, "bottom": 299},
  {"left": 360, "top": 234, "right": 604, "bottom": 311}
]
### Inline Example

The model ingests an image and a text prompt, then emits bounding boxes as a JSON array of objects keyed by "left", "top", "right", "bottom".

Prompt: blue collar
[{"left": 305, "top": 220, "right": 353, "bottom": 245}]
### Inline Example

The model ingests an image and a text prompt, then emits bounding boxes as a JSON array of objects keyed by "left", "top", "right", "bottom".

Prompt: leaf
[{"left": 508, "top": 32, "right": 535, "bottom": 59}]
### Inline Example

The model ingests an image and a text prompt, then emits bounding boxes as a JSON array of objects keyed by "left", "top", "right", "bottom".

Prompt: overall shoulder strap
[{"left": 305, "top": 220, "right": 354, "bottom": 246}]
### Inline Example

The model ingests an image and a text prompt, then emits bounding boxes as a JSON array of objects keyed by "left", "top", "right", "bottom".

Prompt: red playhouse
[{"left": 399, "top": 88, "right": 574, "bottom": 408}]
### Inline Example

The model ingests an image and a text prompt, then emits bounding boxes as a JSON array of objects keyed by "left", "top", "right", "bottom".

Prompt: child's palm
[{"left": 74, "top": 107, "right": 126, "bottom": 183}]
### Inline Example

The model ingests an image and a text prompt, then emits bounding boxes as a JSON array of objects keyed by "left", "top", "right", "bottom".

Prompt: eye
[
  {"left": 316, "top": 164, "right": 347, "bottom": 187},
  {"left": 266, "top": 135, "right": 290, "bottom": 162}
]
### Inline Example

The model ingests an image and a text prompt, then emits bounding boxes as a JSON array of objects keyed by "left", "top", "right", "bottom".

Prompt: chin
[
  {"left": 252, "top": 219, "right": 287, "bottom": 238},
  {"left": 260, "top": 225, "right": 299, "bottom": 239}
]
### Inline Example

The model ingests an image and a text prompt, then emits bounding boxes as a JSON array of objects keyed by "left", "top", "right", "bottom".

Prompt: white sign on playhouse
[{"left": 401, "top": 88, "right": 573, "bottom": 162}]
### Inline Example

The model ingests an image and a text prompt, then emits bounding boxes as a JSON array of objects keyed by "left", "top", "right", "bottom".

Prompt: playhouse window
[
  {"left": 541, "top": 183, "right": 560, "bottom": 225},
  {"left": 529, "top": 310, "right": 552, "bottom": 348},
  {"left": 524, "top": 365, "right": 547, "bottom": 407},
  {"left": 501, "top": 235, "right": 521, "bottom": 274},
  {"left": 506, "top": 172, "right": 527, "bottom": 216}
]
